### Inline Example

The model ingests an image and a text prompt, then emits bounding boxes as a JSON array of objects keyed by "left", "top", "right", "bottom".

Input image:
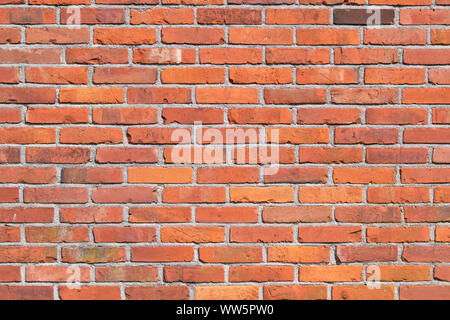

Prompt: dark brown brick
[{"left": 334, "top": 9, "right": 395, "bottom": 25}]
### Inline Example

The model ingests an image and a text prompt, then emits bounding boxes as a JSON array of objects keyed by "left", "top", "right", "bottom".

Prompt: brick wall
[{"left": 0, "top": 0, "right": 449, "bottom": 300}]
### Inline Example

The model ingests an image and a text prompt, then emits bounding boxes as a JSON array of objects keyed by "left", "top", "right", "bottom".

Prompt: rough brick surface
[{"left": 0, "top": 1, "right": 448, "bottom": 301}]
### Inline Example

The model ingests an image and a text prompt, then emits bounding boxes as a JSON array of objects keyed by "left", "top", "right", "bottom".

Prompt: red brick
[
  {"left": 0, "top": 266, "right": 21, "bottom": 282},
  {"left": 128, "top": 88, "right": 191, "bottom": 104},
  {"left": 400, "top": 9, "right": 450, "bottom": 25},
  {"left": 163, "top": 187, "right": 225, "bottom": 203},
  {"left": 0, "top": 48, "right": 61, "bottom": 64},
  {"left": 93, "top": 67, "right": 157, "bottom": 84},
  {"left": 403, "top": 88, "right": 450, "bottom": 104},
  {"left": 404, "top": 207, "right": 450, "bottom": 223},
  {"left": 199, "top": 246, "right": 262, "bottom": 263},
  {"left": 367, "top": 226, "right": 429, "bottom": 243},
  {"left": 402, "top": 246, "right": 450, "bottom": 262},
  {"left": 404, "top": 49, "right": 450, "bottom": 65},
  {"left": 229, "top": 28, "right": 293, "bottom": 44},
  {"left": 404, "top": 128, "right": 450, "bottom": 144},
  {"left": 297, "top": 28, "right": 359, "bottom": 45},
  {"left": 96, "top": 266, "right": 158, "bottom": 282},
  {"left": 162, "top": 67, "right": 225, "bottom": 84},
  {"left": 0, "top": 207, "right": 54, "bottom": 223},
  {"left": 337, "top": 246, "right": 398, "bottom": 262},
  {"left": 24, "top": 187, "right": 88, "bottom": 204},
  {"left": 0, "top": 188, "right": 19, "bottom": 203},
  {"left": 196, "top": 207, "right": 258, "bottom": 223},
  {"left": 299, "top": 147, "right": 362, "bottom": 164},
  {"left": 230, "top": 187, "right": 294, "bottom": 203},
  {"left": 401, "top": 168, "right": 450, "bottom": 184},
  {"left": 431, "top": 29, "right": 450, "bottom": 45},
  {"left": 266, "top": 8, "right": 329, "bottom": 24},
  {"left": 26, "top": 107, "right": 89, "bottom": 124},
  {"left": 60, "top": 207, "right": 123, "bottom": 224},
  {"left": 375, "top": 265, "right": 430, "bottom": 282},
  {"left": 66, "top": 47, "right": 128, "bottom": 64},
  {"left": 400, "top": 286, "right": 450, "bottom": 300},
  {"left": 0, "top": 147, "right": 20, "bottom": 163},
  {"left": 0, "top": 28, "right": 20, "bottom": 44},
  {"left": 25, "top": 226, "right": 89, "bottom": 243},
  {"left": 0, "top": 286, "right": 53, "bottom": 300},
  {"left": 433, "top": 148, "right": 450, "bottom": 164},
  {"left": 435, "top": 187, "right": 450, "bottom": 203},
  {"left": 128, "top": 128, "right": 191, "bottom": 144},
  {"left": 230, "top": 67, "right": 292, "bottom": 84},
  {"left": 364, "top": 28, "right": 426, "bottom": 45},
  {"left": 196, "top": 87, "right": 259, "bottom": 104},
  {"left": 96, "top": 147, "right": 157, "bottom": 164},
  {"left": 334, "top": 167, "right": 395, "bottom": 184},
  {"left": 268, "top": 127, "right": 329, "bottom": 144},
  {"left": 198, "top": 8, "right": 261, "bottom": 24},
  {"left": 264, "top": 285, "right": 327, "bottom": 300},
  {"left": 297, "top": 67, "right": 358, "bottom": 84},
  {"left": 198, "top": 167, "right": 259, "bottom": 184},
  {"left": 266, "top": 48, "right": 329, "bottom": 65},
  {"left": 300, "top": 266, "right": 362, "bottom": 282},
  {"left": 268, "top": 246, "right": 330, "bottom": 263},
  {"left": 265, "top": 88, "right": 327, "bottom": 104},
  {"left": 134, "top": 48, "right": 196, "bottom": 64},
  {"left": 163, "top": 108, "right": 223, "bottom": 124},
  {"left": 0, "top": 67, "right": 19, "bottom": 83},
  {"left": 335, "top": 48, "right": 398, "bottom": 64},
  {"left": 298, "top": 226, "right": 362, "bottom": 243},
  {"left": 162, "top": 27, "right": 224, "bottom": 44},
  {"left": 126, "top": 286, "right": 189, "bottom": 300},
  {"left": 435, "top": 266, "right": 450, "bottom": 282},
  {"left": 60, "top": 127, "right": 123, "bottom": 144},
  {"left": 200, "top": 48, "right": 262, "bottom": 64},
  {"left": 0, "top": 246, "right": 57, "bottom": 263},
  {"left": 335, "top": 128, "right": 398, "bottom": 144},
  {"left": 433, "top": 108, "right": 450, "bottom": 124},
  {"left": 165, "top": 266, "right": 224, "bottom": 283},
  {"left": 161, "top": 226, "right": 225, "bottom": 243},
  {"left": 0, "top": 226, "right": 20, "bottom": 242},
  {"left": 27, "top": 147, "right": 90, "bottom": 164},
  {"left": 0, "top": 88, "right": 56, "bottom": 104},
  {"left": 131, "top": 8, "right": 193, "bottom": 24},
  {"left": 0, "top": 128, "right": 55, "bottom": 144},
  {"left": 92, "top": 187, "right": 157, "bottom": 203},
  {"left": 59, "top": 286, "right": 121, "bottom": 300},
  {"left": 0, "top": 8, "right": 55, "bottom": 24},
  {"left": 333, "top": 285, "right": 395, "bottom": 300},
  {"left": 366, "top": 108, "right": 427, "bottom": 125},
  {"left": 335, "top": 207, "right": 402, "bottom": 223},
  {"left": 263, "top": 206, "right": 331, "bottom": 223},
  {"left": 26, "top": 27, "right": 89, "bottom": 44},
  {"left": 62, "top": 247, "right": 125, "bottom": 263},
  {"left": 129, "top": 207, "right": 191, "bottom": 223},
  {"left": 230, "top": 266, "right": 294, "bottom": 282},
  {"left": 195, "top": 286, "right": 259, "bottom": 300},
  {"left": 132, "top": 246, "right": 194, "bottom": 262},
  {"left": 299, "top": 187, "right": 363, "bottom": 203},
  {"left": 367, "top": 148, "right": 428, "bottom": 164},
  {"left": 230, "top": 227, "right": 293, "bottom": 243},
  {"left": 365, "top": 68, "right": 425, "bottom": 84},
  {"left": 94, "top": 227, "right": 156, "bottom": 243},
  {"left": 61, "top": 8, "right": 125, "bottom": 24},
  {"left": 368, "top": 187, "right": 430, "bottom": 204},
  {"left": 0, "top": 167, "right": 56, "bottom": 184},
  {"left": 59, "top": 88, "right": 124, "bottom": 104},
  {"left": 94, "top": 27, "right": 156, "bottom": 44},
  {"left": 331, "top": 88, "right": 398, "bottom": 104}
]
